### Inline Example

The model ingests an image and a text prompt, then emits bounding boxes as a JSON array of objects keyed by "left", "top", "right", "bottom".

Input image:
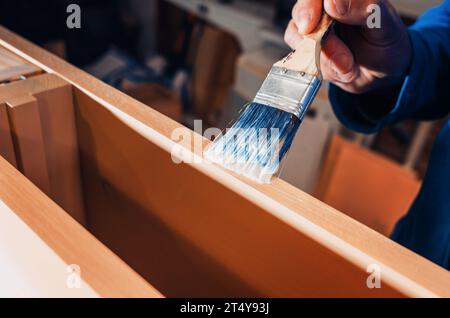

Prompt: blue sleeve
[{"left": 329, "top": 1, "right": 450, "bottom": 134}]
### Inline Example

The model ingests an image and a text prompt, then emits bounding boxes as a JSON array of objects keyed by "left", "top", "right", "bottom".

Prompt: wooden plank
[
  {"left": 0, "top": 199, "right": 98, "bottom": 297},
  {"left": 5, "top": 94, "right": 51, "bottom": 195},
  {"left": 1, "top": 26, "right": 449, "bottom": 297},
  {"left": 315, "top": 135, "right": 420, "bottom": 236},
  {"left": 75, "top": 90, "right": 259, "bottom": 297},
  {"left": 0, "top": 46, "right": 40, "bottom": 82},
  {"left": 0, "top": 74, "right": 86, "bottom": 225},
  {"left": 0, "top": 156, "right": 162, "bottom": 297},
  {"left": 73, "top": 88, "right": 441, "bottom": 297},
  {"left": 34, "top": 80, "right": 86, "bottom": 225},
  {"left": 0, "top": 102, "right": 17, "bottom": 167}
]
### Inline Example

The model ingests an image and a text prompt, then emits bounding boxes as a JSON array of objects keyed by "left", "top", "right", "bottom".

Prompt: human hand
[{"left": 284, "top": 0, "right": 412, "bottom": 94}]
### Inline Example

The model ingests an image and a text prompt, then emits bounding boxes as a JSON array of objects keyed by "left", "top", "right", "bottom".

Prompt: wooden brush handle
[{"left": 274, "top": 13, "right": 333, "bottom": 76}]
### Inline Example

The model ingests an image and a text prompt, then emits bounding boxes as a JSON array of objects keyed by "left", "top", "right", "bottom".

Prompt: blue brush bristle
[{"left": 204, "top": 102, "right": 301, "bottom": 183}]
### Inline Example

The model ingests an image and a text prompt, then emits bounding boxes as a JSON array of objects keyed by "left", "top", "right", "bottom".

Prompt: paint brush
[{"left": 204, "top": 13, "right": 333, "bottom": 183}]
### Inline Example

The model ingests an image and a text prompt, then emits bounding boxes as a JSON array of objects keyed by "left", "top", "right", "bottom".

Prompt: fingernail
[
  {"left": 331, "top": 52, "right": 353, "bottom": 73},
  {"left": 296, "top": 12, "right": 312, "bottom": 34},
  {"left": 330, "top": 53, "right": 355, "bottom": 82},
  {"left": 334, "top": 0, "right": 350, "bottom": 16}
]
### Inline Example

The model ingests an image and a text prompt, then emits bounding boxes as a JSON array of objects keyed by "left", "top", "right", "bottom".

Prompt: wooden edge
[
  {"left": 0, "top": 45, "right": 41, "bottom": 82},
  {"left": 1, "top": 26, "right": 449, "bottom": 297},
  {"left": 0, "top": 199, "right": 98, "bottom": 297},
  {"left": 0, "top": 155, "right": 162, "bottom": 298},
  {"left": 0, "top": 73, "right": 161, "bottom": 297},
  {"left": 0, "top": 72, "right": 68, "bottom": 98}
]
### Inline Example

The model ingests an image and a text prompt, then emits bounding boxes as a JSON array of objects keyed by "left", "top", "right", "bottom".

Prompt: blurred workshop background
[{"left": 0, "top": 0, "right": 445, "bottom": 237}]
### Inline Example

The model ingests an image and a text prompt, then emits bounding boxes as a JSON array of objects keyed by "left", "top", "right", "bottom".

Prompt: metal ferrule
[{"left": 253, "top": 66, "right": 321, "bottom": 120}]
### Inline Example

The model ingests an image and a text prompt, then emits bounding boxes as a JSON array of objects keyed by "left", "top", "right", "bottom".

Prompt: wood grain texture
[
  {"left": 0, "top": 74, "right": 86, "bottom": 225},
  {"left": 0, "top": 26, "right": 449, "bottom": 297},
  {"left": 0, "top": 155, "right": 162, "bottom": 298}
]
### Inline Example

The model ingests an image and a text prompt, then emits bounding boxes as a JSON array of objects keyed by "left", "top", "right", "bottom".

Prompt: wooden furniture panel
[
  {"left": 315, "top": 136, "right": 421, "bottom": 236},
  {"left": 74, "top": 89, "right": 399, "bottom": 297},
  {"left": 5, "top": 94, "right": 51, "bottom": 195},
  {"left": 0, "top": 156, "right": 161, "bottom": 297},
  {"left": 0, "top": 74, "right": 85, "bottom": 225},
  {"left": 0, "top": 26, "right": 449, "bottom": 298},
  {"left": 0, "top": 199, "right": 97, "bottom": 297},
  {"left": 0, "top": 46, "right": 41, "bottom": 82}
]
